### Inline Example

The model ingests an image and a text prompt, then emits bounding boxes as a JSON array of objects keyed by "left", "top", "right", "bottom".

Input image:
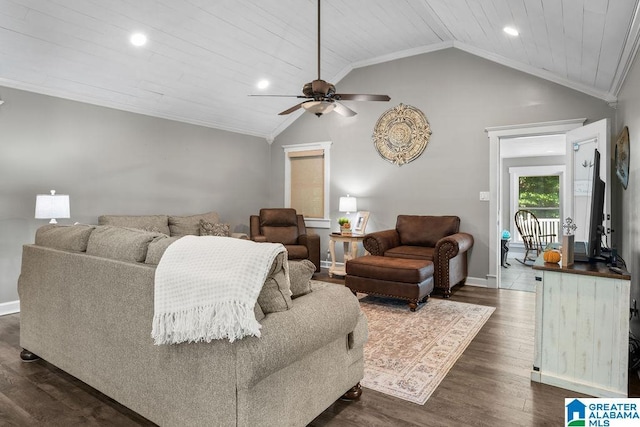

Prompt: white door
[{"left": 565, "top": 119, "right": 611, "bottom": 243}]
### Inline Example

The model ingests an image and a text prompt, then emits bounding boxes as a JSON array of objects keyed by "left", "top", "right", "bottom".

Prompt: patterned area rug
[{"left": 358, "top": 295, "right": 495, "bottom": 405}]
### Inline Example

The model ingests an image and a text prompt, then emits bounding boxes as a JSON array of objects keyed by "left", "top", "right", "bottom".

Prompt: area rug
[{"left": 357, "top": 295, "right": 495, "bottom": 405}]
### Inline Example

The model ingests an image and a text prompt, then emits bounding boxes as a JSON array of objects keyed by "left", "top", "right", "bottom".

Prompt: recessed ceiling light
[
  {"left": 503, "top": 26, "right": 519, "bottom": 37},
  {"left": 257, "top": 79, "right": 270, "bottom": 90},
  {"left": 130, "top": 33, "right": 148, "bottom": 47}
]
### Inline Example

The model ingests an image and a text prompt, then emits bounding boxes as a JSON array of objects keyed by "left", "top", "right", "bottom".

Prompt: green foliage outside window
[{"left": 518, "top": 176, "right": 560, "bottom": 219}]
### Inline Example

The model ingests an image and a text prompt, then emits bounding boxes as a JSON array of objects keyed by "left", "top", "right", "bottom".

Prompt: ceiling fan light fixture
[{"left": 302, "top": 100, "right": 335, "bottom": 116}]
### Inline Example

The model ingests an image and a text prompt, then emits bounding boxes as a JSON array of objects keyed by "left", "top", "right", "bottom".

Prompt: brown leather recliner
[
  {"left": 250, "top": 208, "right": 321, "bottom": 272},
  {"left": 362, "top": 215, "right": 474, "bottom": 297}
]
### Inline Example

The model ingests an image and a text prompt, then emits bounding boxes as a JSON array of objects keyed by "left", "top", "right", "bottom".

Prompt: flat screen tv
[{"left": 586, "top": 148, "right": 606, "bottom": 261}]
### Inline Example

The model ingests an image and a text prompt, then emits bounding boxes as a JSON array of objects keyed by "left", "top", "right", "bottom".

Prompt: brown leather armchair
[
  {"left": 363, "top": 215, "right": 473, "bottom": 297},
  {"left": 250, "top": 208, "right": 321, "bottom": 272}
]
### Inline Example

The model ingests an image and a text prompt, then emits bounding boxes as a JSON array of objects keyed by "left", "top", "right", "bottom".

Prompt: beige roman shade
[{"left": 288, "top": 149, "right": 324, "bottom": 218}]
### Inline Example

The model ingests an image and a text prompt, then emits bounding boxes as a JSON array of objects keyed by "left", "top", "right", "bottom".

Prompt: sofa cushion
[
  {"left": 257, "top": 252, "right": 293, "bottom": 313},
  {"left": 199, "top": 220, "right": 230, "bottom": 237},
  {"left": 288, "top": 260, "right": 315, "bottom": 298},
  {"left": 396, "top": 215, "right": 460, "bottom": 247},
  {"left": 385, "top": 245, "right": 435, "bottom": 261},
  {"left": 169, "top": 212, "right": 220, "bottom": 237},
  {"left": 87, "top": 226, "right": 163, "bottom": 263},
  {"left": 98, "top": 215, "right": 170, "bottom": 235},
  {"left": 35, "top": 224, "right": 95, "bottom": 252},
  {"left": 145, "top": 236, "right": 181, "bottom": 265},
  {"left": 254, "top": 303, "right": 265, "bottom": 322}
]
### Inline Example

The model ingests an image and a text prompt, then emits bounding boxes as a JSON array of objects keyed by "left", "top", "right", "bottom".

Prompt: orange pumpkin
[{"left": 543, "top": 250, "right": 561, "bottom": 263}]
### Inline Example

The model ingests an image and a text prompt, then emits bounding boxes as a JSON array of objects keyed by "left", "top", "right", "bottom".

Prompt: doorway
[
  {"left": 500, "top": 140, "right": 565, "bottom": 291},
  {"left": 485, "top": 118, "right": 586, "bottom": 290}
]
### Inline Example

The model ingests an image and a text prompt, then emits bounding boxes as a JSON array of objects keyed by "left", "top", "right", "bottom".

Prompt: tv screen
[{"left": 587, "top": 148, "right": 605, "bottom": 261}]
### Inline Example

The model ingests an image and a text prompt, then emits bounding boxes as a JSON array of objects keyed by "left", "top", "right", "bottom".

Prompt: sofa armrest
[
  {"left": 299, "top": 233, "right": 321, "bottom": 272},
  {"left": 362, "top": 229, "right": 401, "bottom": 256},
  {"left": 235, "top": 284, "right": 363, "bottom": 388}
]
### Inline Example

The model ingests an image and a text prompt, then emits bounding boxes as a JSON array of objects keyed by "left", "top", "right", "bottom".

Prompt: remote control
[{"left": 609, "top": 266, "right": 624, "bottom": 274}]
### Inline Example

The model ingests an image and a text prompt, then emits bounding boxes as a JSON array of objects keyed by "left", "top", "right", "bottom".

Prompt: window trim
[{"left": 283, "top": 141, "right": 332, "bottom": 229}]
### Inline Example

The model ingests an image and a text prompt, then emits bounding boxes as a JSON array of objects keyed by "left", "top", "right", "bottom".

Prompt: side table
[{"left": 329, "top": 233, "right": 367, "bottom": 277}]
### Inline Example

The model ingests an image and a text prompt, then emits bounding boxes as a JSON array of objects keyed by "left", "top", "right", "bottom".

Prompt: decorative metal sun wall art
[{"left": 372, "top": 103, "right": 431, "bottom": 166}]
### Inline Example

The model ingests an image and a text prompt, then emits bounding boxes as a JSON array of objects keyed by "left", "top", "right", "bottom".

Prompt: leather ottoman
[{"left": 345, "top": 255, "right": 434, "bottom": 311}]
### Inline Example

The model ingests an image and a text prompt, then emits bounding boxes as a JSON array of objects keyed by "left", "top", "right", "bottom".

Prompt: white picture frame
[{"left": 354, "top": 211, "right": 370, "bottom": 234}]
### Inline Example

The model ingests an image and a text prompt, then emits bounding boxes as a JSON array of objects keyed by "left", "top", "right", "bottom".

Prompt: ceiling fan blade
[
  {"left": 278, "top": 102, "right": 306, "bottom": 115},
  {"left": 333, "top": 102, "right": 357, "bottom": 117},
  {"left": 249, "top": 94, "right": 309, "bottom": 98},
  {"left": 335, "top": 94, "right": 391, "bottom": 102}
]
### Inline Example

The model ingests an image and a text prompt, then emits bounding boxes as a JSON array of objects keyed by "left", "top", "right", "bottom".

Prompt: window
[
  {"left": 283, "top": 142, "right": 331, "bottom": 228},
  {"left": 510, "top": 165, "right": 564, "bottom": 244}
]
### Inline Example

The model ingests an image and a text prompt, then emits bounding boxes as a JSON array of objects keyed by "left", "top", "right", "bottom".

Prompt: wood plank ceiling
[{"left": 0, "top": 0, "right": 638, "bottom": 140}]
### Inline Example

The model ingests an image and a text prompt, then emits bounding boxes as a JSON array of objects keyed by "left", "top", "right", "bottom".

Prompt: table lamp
[
  {"left": 35, "top": 190, "right": 70, "bottom": 224},
  {"left": 339, "top": 194, "right": 357, "bottom": 214}
]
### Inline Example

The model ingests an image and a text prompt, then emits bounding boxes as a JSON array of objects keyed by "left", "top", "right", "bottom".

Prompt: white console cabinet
[{"left": 532, "top": 257, "right": 631, "bottom": 397}]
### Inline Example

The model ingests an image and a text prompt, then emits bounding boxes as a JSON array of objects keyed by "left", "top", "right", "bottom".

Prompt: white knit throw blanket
[{"left": 152, "top": 236, "right": 286, "bottom": 345}]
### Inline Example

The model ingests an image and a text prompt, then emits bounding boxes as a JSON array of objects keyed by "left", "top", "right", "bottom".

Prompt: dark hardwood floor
[{"left": 0, "top": 271, "right": 636, "bottom": 426}]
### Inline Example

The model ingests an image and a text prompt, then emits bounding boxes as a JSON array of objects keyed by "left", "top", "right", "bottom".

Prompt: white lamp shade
[
  {"left": 339, "top": 195, "right": 357, "bottom": 213},
  {"left": 35, "top": 190, "right": 70, "bottom": 223}
]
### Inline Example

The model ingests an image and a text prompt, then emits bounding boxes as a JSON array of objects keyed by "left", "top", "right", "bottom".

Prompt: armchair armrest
[
  {"left": 434, "top": 232, "right": 474, "bottom": 259},
  {"left": 362, "top": 229, "right": 401, "bottom": 256},
  {"left": 252, "top": 235, "right": 267, "bottom": 242},
  {"left": 299, "top": 233, "right": 321, "bottom": 272},
  {"left": 433, "top": 232, "right": 474, "bottom": 296}
]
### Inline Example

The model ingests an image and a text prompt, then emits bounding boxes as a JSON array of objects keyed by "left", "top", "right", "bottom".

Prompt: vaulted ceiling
[{"left": 1, "top": 0, "right": 638, "bottom": 140}]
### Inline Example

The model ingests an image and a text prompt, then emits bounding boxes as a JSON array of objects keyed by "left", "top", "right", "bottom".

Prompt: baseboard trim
[
  {"left": 320, "top": 260, "right": 344, "bottom": 269},
  {"left": 0, "top": 300, "right": 20, "bottom": 316},
  {"left": 465, "top": 277, "right": 488, "bottom": 287}
]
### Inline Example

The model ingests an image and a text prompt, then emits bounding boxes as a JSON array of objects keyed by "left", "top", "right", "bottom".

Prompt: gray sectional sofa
[{"left": 18, "top": 216, "right": 367, "bottom": 427}]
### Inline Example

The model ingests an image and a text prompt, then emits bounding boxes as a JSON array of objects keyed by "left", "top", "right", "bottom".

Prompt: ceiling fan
[{"left": 252, "top": 0, "right": 390, "bottom": 117}]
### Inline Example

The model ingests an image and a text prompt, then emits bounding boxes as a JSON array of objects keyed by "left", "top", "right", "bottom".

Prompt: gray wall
[
  {"left": 614, "top": 50, "right": 640, "bottom": 335},
  {"left": 271, "top": 48, "right": 615, "bottom": 282},
  {"left": 0, "top": 86, "right": 270, "bottom": 304}
]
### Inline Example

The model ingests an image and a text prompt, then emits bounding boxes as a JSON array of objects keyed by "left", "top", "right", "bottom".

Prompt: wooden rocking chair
[{"left": 514, "top": 209, "right": 556, "bottom": 265}]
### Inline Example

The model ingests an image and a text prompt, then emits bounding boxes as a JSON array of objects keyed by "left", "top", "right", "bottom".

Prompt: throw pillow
[
  {"left": 86, "top": 226, "right": 163, "bottom": 263},
  {"left": 35, "top": 224, "right": 96, "bottom": 252},
  {"left": 288, "top": 259, "right": 315, "bottom": 298},
  {"left": 145, "top": 236, "right": 181, "bottom": 265},
  {"left": 257, "top": 252, "right": 293, "bottom": 313},
  {"left": 199, "top": 220, "right": 230, "bottom": 237}
]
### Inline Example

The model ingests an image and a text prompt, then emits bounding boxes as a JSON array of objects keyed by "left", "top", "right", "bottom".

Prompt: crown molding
[
  {"left": 610, "top": 0, "right": 640, "bottom": 97},
  {"left": 0, "top": 77, "right": 271, "bottom": 139},
  {"left": 452, "top": 42, "right": 617, "bottom": 104}
]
